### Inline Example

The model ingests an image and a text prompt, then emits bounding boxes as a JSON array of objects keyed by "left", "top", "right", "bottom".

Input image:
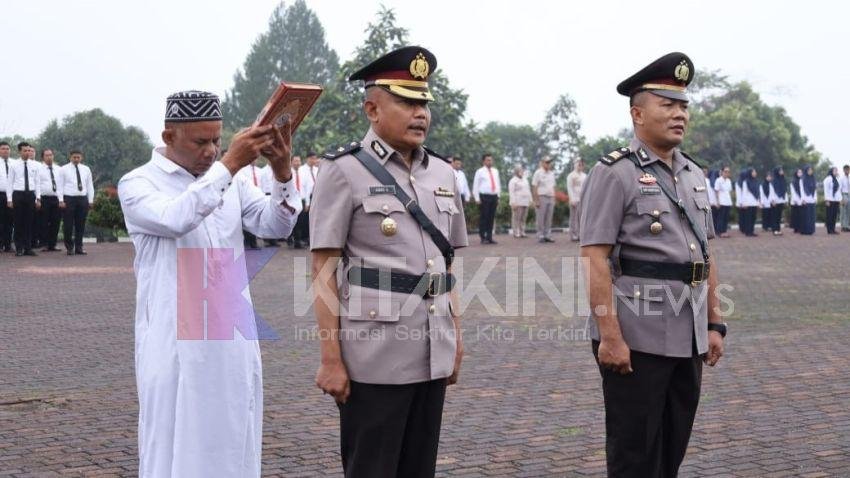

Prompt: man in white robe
[{"left": 118, "top": 90, "right": 300, "bottom": 477}]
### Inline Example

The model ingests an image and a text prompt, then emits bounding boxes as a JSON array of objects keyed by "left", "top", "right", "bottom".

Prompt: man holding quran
[
  {"left": 118, "top": 90, "right": 301, "bottom": 477},
  {"left": 310, "top": 46, "right": 468, "bottom": 478}
]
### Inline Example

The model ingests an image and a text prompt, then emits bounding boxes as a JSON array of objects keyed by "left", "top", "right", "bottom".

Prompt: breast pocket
[
  {"left": 693, "top": 197, "right": 711, "bottom": 231},
  {"left": 635, "top": 199, "right": 672, "bottom": 237},
  {"left": 354, "top": 195, "right": 407, "bottom": 245},
  {"left": 434, "top": 196, "right": 459, "bottom": 236}
]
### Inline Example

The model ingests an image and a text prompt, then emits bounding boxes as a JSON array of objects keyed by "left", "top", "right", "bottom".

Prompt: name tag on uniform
[
  {"left": 434, "top": 187, "right": 455, "bottom": 197},
  {"left": 694, "top": 186, "right": 706, "bottom": 192},
  {"left": 640, "top": 186, "right": 662, "bottom": 195},
  {"left": 369, "top": 185, "right": 396, "bottom": 195}
]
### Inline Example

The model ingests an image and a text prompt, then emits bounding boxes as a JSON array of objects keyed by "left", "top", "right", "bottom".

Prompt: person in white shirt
[
  {"left": 738, "top": 168, "right": 761, "bottom": 236},
  {"left": 472, "top": 153, "right": 501, "bottom": 244},
  {"left": 118, "top": 90, "right": 300, "bottom": 478},
  {"left": 714, "top": 166, "right": 733, "bottom": 237},
  {"left": 823, "top": 166, "right": 842, "bottom": 234},
  {"left": 288, "top": 155, "right": 311, "bottom": 248},
  {"left": 236, "top": 159, "right": 265, "bottom": 249},
  {"left": 704, "top": 168, "right": 719, "bottom": 236},
  {"left": 769, "top": 167, "right": 788, "bottom": 235},
  {"left": 0, "top": 141, "right": 15, "bottom": 252},
  {"left": 759, "top": 171, "right": 774, "bottom": 233},
  {"left": 839, "top": 164, "right": 850, "bottom": 231},
  {"left": 35, "top": 148, "right": 62, "bottom": 251},
  {"left": 451, "top": 156, "right": 471, "bottom": 203},
  {"left": 6, "top": 142, "right": 41, "bottom": 255},
  {"left": 565, "top": 159, "right": 586, "bottom": 241},
  {"left": 799, "top": 165, "right": 817, "bottom": 235},
  {"left": 507, "top": 164, "right": 531, "bottom": 237},
  {"left": 531, "top": 156, "right": 557, "bottom": 243},
  {"left": 57, "top": 149, "right": 95, "bottom": 255},
  {"left": 296, "top": 152, "right": 319, "bottom": 246},
  {"left": 789, "top": 168, "right": 804, "bottom": 233}
]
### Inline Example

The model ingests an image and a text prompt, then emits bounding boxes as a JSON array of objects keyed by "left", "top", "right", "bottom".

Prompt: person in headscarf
[
  {"left": 800, "top": 165, "right": 817, "bottom": 235},
  {"left": 760, "top": 170, "right": 774, "bottom": 232},
  {"left": 789, "top": 168, "right": 804, "bottom": 233},
  {"left": 840, "top": 164, "right": 850, "bottom": 231},
  {"left": 714, "top": 165, "right": 733, "bottom": 237},
  {"left": 740, "top": 168, "right": 761, "bottom": 236},
  {"left": 823, "top": 166, "right": 842, "bottom": 234},
  {"left": 735, "top": 170, "right": 747, "bottom": 235},
  {"left": 770, "top": 166, "right": 788, "bottom": 235}
]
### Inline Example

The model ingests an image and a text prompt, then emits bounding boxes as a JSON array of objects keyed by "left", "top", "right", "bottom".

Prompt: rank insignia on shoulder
[
  {"left": 434, "top": 187, "right": 455, "bottom": 197},
  {"left": 600, "top": 147, "right": 631, "bottom": 165},
  {"left": 694, "top": 185, "right": 706, "bottom": 192},
  {"left": 638, "top": 172, "right": 657, "bottom": 185},
  {"left": 369, "top": 185, "right": 396, "bottom": 195},
  {"left": 371, "top": 140, "right": 388, "bottom": 159},
  {"left": 423, "top": 146, "right": 450, "bottom": 163},
  {"left": 323, "top": 142, "right": 361, "bottom": 160}
]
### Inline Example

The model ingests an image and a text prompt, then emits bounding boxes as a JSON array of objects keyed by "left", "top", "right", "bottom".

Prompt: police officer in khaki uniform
[
  {"left": 579, "top": 52, "right": 727, "bottom": 477},
  {"left": 309, "top": 46, "right": 467, "bottom": 478}
]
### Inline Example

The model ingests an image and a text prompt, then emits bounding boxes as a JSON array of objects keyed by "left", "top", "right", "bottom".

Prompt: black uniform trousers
[
  {"left": 593, "top": 341, "right": 702, "bottom": 478},
  {"left": 715, "top": 205, "right": 730, "bottom": 234},
  {"left": 0, "top": 192, "right": 12, "bottom": 250},
  {"left": 12, "top": 191, "right": 37, "bottom": 252},
  {"left": 825, "top": 201, "right": 839, "bottom": 233},
  {"left": 63, "top": 196, "right": 89, "bottom": 252},
  {"left": 478, "top": 193, "right": 498, "bottom": 241},
  {"left": 790, "top": 205, "right": 801, "bottom": 232},
  {"left": 771, "top": 203, "right": 785, "bottom": 232},
  {"left": 291, "top": 201, "right": 309, "bottom": 246},
  {"left": 37, "top": 195, "right": 61, "bottom": 249},
  {"left": 338, "top": 379, "right": 447, "bottom": 478}
]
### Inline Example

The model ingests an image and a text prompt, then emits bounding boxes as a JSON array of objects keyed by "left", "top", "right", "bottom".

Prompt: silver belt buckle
[
  {"left": 691, "top": 261, "right": 706, "bottom": 286},
  {"left": 426, "top": 272, "right": 442, "bottom": 297}
]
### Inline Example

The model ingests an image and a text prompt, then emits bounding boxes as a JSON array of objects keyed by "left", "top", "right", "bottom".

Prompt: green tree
[
  {"left": 222, "top": 0, "right": 340, "bottom": 154},
  {"left": 38, "top": 109, "right": 152, "bottom": 186},
  {"left": 0, "top": 134, "right": 38, "bottom": 156},
  {"left": 483, "top": 122, "right": 544, "bottom": 172},
  {"left": 538, "top": 94, "right": 584, "bottom": 170},
  {"left": 684, "top": 81, "right": 825, "bottom": 176}
]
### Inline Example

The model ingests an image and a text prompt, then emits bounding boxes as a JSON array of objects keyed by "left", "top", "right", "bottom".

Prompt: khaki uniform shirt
[
  {"left": 309, "top": 128, "right": 468, "bottom": 384},
  {"left": 531, "top": 168, "right": 556, "bottom": 197},
  {"left": 579, "top": 137, "right": 715, "bottom": 358}
]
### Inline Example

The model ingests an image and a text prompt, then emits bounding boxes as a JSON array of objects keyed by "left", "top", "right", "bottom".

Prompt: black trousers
[
  {"left": 12, "top": 191, "right": 36, "bottom": 252},
  {"left": 825, "top": 201, "right": 839, "bottom": 233},
  {"left": 592, "top": 341, "right": 702, "bottom": 478},
  {"left": 37, "top": 195, "right": 61, "bottom": 248},
  {"left": 715, "top": 205, "right": 730, "bottom": 234},
  {"left": 0, "top": 192, "right": 12, "bottom": 250},
  {"left": 478, "top": 193, "right": 498, "bottom": 241},
  {"left": 790, "top": 205, "right": 801, "bottom": 232},
  {"left": 63, "top": 196, "right": 89, "bottom": 252},
  {"left": 338, "top": 379, "right": 447, "bottom": 478},
  {"left": 761, "top": 207, "right": 772, "bottom": 231},
  {"left": 771, "top": 203, "right": 785, "bottom": 232},
  {"left": 292, "top": 202, "right": 309, "bottom": 244}
]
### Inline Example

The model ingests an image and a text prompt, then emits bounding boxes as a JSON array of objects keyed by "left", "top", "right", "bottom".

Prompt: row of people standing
[
  {"left": 235, "top": 153, "right": 319, "bottom": 249},
  {"left": 449, "top": 155, "right": 588, "bottom": 244},
  {"left": 705, "top": 164, "right": 849, "bottom": 237},
  {"left": 0, "top": 141, "right": 94, "bottom": 256}
]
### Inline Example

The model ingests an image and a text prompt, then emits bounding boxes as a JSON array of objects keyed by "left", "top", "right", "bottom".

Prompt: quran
[{"left": 254, "top": 82, "right": 323, "bottom": 132}]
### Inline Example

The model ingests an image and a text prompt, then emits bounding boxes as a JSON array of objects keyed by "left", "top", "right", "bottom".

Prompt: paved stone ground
[{"left": 1, "top": 228, "right": 849, "bottom": 477}]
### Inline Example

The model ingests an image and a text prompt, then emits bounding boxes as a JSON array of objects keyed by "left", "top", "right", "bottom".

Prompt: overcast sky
[{"left": 1, "top": 0, "right": 846, "bottom": 166}]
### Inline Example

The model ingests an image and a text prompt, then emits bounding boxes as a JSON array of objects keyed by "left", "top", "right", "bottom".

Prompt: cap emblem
[
  {"left": 409, "top": 53, "right": 430, "bottom": 80},
  {"left": 674, "top": 61, "right": 690, "bottom": 82}
]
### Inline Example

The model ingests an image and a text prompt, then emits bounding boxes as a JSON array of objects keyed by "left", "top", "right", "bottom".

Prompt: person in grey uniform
[
  {"left": 579, "top": 52, "right": 727, "bottom": 477},
  {"left": 309, "top": 46, "right": 467, "bottom": 478}
]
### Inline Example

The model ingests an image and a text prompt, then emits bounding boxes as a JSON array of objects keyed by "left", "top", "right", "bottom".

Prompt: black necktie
[
  {"left": 24, "top": 160, "right": 30, "bottom": 192},
  {"left": 49, "top": 165, "right": 56, "bottom": 192},
  {"left": 3, "top": 159, "right": 7, "bottom": 176},
  {"left": 75, "top": 164, "right": 83, "bottom": 191}
]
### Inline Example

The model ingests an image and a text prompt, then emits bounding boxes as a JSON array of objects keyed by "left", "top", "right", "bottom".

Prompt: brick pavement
[{"left": 1, "top": 228, "right": 849, "bottom": 477}]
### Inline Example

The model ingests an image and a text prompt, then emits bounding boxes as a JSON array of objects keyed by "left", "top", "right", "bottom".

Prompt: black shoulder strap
[
  {"left": 351, "top": 149, "right": 455, "bottom": 267},
  {"left": 423, "top": 146, "right": 450, "bottom": 164},
  {"left": 627, "top": 154, "right": 710, "bottom": 261},
  {"left": 323, "top": 142, "right": 362, "bottom": 160},
  {"left": 679, "top": 151, "right": 704, "bottom": 169}
]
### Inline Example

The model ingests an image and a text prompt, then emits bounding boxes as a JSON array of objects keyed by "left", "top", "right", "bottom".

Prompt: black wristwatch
[{"left": 708, "top": 322, "right": 727, "bottom": 338}]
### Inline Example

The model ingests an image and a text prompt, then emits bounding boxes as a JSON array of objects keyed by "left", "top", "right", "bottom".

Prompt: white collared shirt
[
  {"left": 508, "top": 174, "right": 532, "bottom": 207},
  {"left": 566, "top": 170, "right": 586, "bottom": 205},
  {"left": 297, "top": 163, "right": 318, "bottom": 198},
  {"left": 58, "top": 162, "right": 94, "bottom": 202},
  {"left": 800, "top": 178, "right": 817, "bottom": 204},
  {"left": 453, "top": 169, "right": 470, "bottom": 202},
  {"left": 6, "top": 158, "right": 42, "bottom": 199},
  {"left": 37, "top": 162, "right": 60, "bottom": 197},
  {"left": 472, "top": 166, "right": 501, "bottom": 200},
  {"left": 714, "top": 176, "right": 733, "bottom": 206},
  {"left": 117, "top": 148, "right": 300, "bottom": 477},
  {"left": 838, "top": 174, "right": 850, "bottom": 195},
  {"left": 705, "top": 177, "right": 718, "bottom": 206},
  {"left": 0, "top": 157, "right": 18, "bottom": 193},
  {"left": 823, "top": 176, "right": 842, "bottom": 202}
]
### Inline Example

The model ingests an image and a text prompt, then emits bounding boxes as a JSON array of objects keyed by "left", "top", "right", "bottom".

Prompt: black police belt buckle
[
  {"left": 618, "top": 257, "right": 709, "bottom": 286},
  {"left": 349, "top": 266, "right": 454, "bottom": 298},
  {"left": 424, "top": 272, "right": 443, "bottom": 298}
]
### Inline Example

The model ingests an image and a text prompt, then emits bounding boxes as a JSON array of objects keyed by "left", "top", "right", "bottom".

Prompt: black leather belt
[
  {"left": 348, "top": 266, "right": 455, "bottom": 298},
  {"left": 619, "top": 257, "right": 710, "bottom": 285}
]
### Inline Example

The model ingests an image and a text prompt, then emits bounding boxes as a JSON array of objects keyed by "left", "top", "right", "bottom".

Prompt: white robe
[{"left": 118, "top": 148, "right": 300, "bottom": 477}]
